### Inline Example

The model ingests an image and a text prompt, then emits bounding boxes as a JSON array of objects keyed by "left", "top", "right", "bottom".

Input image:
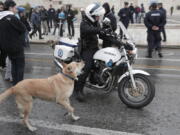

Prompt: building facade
[{"left": 14, "top": 0, "right": 180, "bottom": 15}]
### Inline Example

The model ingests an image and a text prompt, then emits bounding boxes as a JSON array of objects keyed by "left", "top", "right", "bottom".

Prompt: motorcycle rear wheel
[{"left": 118, "top": 74, "right": 155, "bottom": 109}]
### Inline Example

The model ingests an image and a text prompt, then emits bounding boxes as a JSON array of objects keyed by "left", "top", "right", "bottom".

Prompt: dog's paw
[
  {"left": 28, "top": 126, "right": 37, "bottom": 132},
  {"left": 72, "top": 116, "right": 80, "bottom": 121}
]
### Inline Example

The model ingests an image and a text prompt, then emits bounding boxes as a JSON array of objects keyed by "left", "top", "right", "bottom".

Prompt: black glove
[{"left": 99, "top": 28, "right": 112, "bottom": 36}]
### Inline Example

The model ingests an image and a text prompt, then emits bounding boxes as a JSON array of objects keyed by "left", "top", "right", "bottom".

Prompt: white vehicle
[{"left": 53, "top": 22, "right": 155, "bottom": 109}]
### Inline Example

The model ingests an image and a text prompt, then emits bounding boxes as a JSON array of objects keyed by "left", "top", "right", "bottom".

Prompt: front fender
[{"left": 118, "top": 70, "right": 150, "bottom": 83}]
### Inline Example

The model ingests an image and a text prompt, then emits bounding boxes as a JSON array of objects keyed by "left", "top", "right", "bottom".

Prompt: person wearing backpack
[{"left": 0, "top": 0, "right": 26, "bottom": 85}]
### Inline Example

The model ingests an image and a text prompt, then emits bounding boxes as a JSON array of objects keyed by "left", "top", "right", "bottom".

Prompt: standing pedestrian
[
  {"left": 18, "top": 7, "right": 31, "bottom": 48},
  {"left": 111, "top": 5, "right": 115, "bottom": 14},
  {"left": 170, "top": 6, "right": 174, "bottom": 16},
  {"left": 53, "top": 9, "right": 60, "bottom": 35},
  {"left": 102, "top": 2, "right": 117, "bottom": 48},
  {"left": 158, "top": 3, "right": 167, "bottom": 42},
  {"left": 139, "top": 4, "right": 145, "bottom": 23},
  {"left": 0, "top": 1, "right": 7, "bottom": 71},
  {"left": 66, "top": 5, "right": 75, "bottom": 38},
  {"left": 58, "top": 6, "right": 66, "bottom": 37},
  {"left": 129, "top": 3, "right": 135, "bottom": 24},
  {"left": 29, "top": 7, "right": 44, "bottom": 40},
  {"left": 0, "top": 0, "right": 26, "bottom": 85},
  {"left": 118, "top": 2, "right": 130, "bottom": 39},
  {"left": 40, "top": 6, "right": 49, "bottom": 36},
  {"left": 48, "top": 4, "right": 55, "bottom": 29},
  {"left": 135, "top": 6, "right": 141, "bottom": 23},
  {"left": 144, "top": 2, "right": 166, "bottom": 58}
]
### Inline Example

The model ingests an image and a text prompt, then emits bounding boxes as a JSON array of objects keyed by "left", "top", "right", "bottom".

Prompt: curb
[{"left": 30, "top": 41, "right": 180, "bottom": 49}]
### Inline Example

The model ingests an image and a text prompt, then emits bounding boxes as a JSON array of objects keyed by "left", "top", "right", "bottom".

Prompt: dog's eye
[{"left": 67, "top": 66, "right": 72, "bottom": 72}]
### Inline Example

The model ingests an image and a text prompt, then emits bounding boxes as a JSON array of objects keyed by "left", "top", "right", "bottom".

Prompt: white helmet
[{"left": 85, "top": 3, "right": 105, "bottom": 23}]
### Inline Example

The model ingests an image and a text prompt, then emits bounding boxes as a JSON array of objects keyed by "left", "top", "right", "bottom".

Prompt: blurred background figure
[
  {"left": 0, "top": 1, "right": 7, "bottom": 71},
  {"left": 18, "top": 6, "right": 31, "bottom": 48},
  {"left": 48, "top": 4, "right": 55, "bottom": 29},
  {"left": 135, "top": 5, "right": 141, "bottom": 23},
  {"left": 29, "top": 7, "right": 44, "bottom": 39},
  {"left": 66, "top": 5, "right": 75, "bottom": 38},
  {"left": 139, "top": 3, "right": 145, "bottom": 23},
  {"left": 58, "top": 6, "right": 66, "bottom": 37},
  {"left": 40, "top": 6, "right": 49, "bottom": 36},
  {"left": 102, "top": 2, "right": 117, "bottom": 48},
  {"left": 158, "top": 3, "right": 167, "bottom": 42},
  {"left": 170, "top": 6, "right": 174, "bottom": 16},
  {"left": 111, "top": 5, "right": 115, "bottom": 14},
  {"left": 118, "top": 2, "right": 130, "bottom": 39},
  {"left": 129, "top": 3, "right": 135, "bottom": 24}
]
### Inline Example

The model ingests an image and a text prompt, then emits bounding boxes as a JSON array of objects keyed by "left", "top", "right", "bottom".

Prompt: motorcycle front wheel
[{"left": 118, "top": 74, "right": 155, "bottom": 109}]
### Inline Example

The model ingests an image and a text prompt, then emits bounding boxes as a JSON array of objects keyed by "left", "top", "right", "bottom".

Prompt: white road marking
[
  {"left": 137, "top": 57, "right": 180, "bottom": 62},
  {"left": 0, "top": 116, "right": 142, "bottom": 135},
  {"left": 134, "top": 67, "right": 180, "bottom": 72}
]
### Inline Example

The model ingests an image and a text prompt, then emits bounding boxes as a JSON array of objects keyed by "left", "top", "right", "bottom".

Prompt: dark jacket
[
  {"left": 103, "top": 12, "right": 117, "bottom": 32},
  {"left": 66, "top": 9, "right": 74, "bottom": 22},
  {"left": 48, "top": 8, "right": 56, "bottom": 19},
  {"left": 40, "top": 9, "right": 48, "bottom": 21},
  {"left": 0, "top": 13, "right": 26, "bottom": 57},
  {"left": 80, "top": 17, "right": 100, "bottom": 50},
  {"left": 159, "top": 7, "right": 167, "bottom": 25},
  {"left": 118, "top": 7, "right": 130, "bottom": 24},
  {"left": 20, "top": 16, "right": 31, "bottom": 31},
  {"left": 144, "top": 9, "right": 166, "bottom": 32},
  {"left": 31, "top": 12, "right": 41, "bottom": 26}
]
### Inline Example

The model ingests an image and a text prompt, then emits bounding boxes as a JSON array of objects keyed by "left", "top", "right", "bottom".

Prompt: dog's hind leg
[{"left": 59, "top": 99, "right": 80, "bottom": 121}]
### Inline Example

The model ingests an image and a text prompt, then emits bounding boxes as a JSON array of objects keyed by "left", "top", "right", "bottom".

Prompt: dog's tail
[{"left": 0, "top": 87, "right": 14, "bottom": 103}]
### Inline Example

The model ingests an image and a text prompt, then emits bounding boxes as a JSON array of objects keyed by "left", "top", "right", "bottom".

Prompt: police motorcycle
[{"left": 53, "top": 18, "right": 155, "bottom": 109}]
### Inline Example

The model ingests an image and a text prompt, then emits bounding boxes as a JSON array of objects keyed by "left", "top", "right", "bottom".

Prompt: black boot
[
  {"left": 158, "top": 53, "right": 163, "bottom": 58},
  {"left": 146, "top": 50, "right": 152, "bottom": 58}
]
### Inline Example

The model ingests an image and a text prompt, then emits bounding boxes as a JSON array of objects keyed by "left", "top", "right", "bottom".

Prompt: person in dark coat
[
  {"left": 158, "top": 3, "right": 167, "bottom": 42},
  {"left": 66, "top": 5, "right": 75, "bottom": 37},
  {"left": 18, "top": 8, "right": 31, "bottom": 48},
  {"left": 0, "top": 1, "right": 7, "bottom": 70},
  {"left": 144, "top": 3, "right": 166, "bottom": 58},
  {"left": 0, "top": 0, "right": 26, "bottom": 85},
  {"left": 29, "top": 7, "right": 43, "bottom": 39},
  {"left": 48, "top": 4, "right": 55, "bottom": 28},
  {"left": 74, "top": 3, "right": 105, "bottom": 102},
  {"left": 118, "top": 2, "right": 130, "bottom": 39},
  {"left": 102, "top": 2, "right": 117, "bottom": 48},
  {"left": 129, "top": 3, "right": 135, "bottom": 24}
]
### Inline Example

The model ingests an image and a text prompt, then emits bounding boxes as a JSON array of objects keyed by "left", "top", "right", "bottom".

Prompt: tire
[{"left": 118, "top": 74, "right": 155, "bottom": 109}]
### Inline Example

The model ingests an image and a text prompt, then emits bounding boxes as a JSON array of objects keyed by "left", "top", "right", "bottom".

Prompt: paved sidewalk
[{"left": 30, "top": 22, "right": 180, "bottom": 48}]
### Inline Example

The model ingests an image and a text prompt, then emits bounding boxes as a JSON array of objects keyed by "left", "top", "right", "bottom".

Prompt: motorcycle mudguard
[{"left": 118, "top": 70, "right": 150, "bottom": 83}]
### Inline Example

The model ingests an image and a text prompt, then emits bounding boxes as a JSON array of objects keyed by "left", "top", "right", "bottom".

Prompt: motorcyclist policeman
[
  {"left": 74, "top": 3, "right": 105, "bottom": 102},
  {"left": 144, "top": 2, "right": 166, "bottom": 58}
]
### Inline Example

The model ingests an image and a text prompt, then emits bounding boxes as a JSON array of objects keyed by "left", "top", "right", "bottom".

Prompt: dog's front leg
[{"left": 58, "top": 99, "right": 80, "bottom": 121}]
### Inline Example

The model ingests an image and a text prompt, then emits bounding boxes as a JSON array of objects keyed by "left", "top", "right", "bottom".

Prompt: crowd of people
[
  {"left": 0, "top": 0, "right": 167, "bottom": 102},
  {"left": 29, "top": 4, "right": 76, "bottom": 39}
]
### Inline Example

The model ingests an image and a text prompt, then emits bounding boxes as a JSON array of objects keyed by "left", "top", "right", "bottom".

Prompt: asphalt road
[{"left": 0, "top": 44, "right": 180, "bottom": 135}]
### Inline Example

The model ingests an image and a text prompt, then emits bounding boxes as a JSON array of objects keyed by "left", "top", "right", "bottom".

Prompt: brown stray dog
[{"left": 0, "top": 61, "right": 84, "bottom": 131}]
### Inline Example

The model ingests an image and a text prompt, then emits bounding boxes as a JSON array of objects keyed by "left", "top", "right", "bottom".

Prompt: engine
[{"left": 89, "top": 60, "right": 112, "bottom": 86}]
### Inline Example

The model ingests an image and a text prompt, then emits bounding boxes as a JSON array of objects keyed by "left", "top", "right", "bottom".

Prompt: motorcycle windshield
[{"left": 118, "top": 21, "right": 136, "bottom": 48}]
